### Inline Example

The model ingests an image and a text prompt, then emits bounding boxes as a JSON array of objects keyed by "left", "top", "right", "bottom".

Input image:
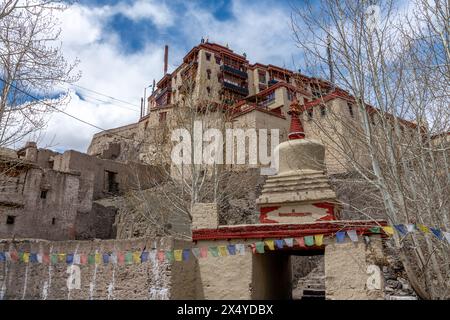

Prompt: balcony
[
  {"left": 260, "top": 98, "right": 275, "bottom": 108},
  {"left": 268, "top": 79, "right": 278, "bottom": 86},
  {"left": 223, "top": 81, "right": 249, "bottom": 96},
  {"left": 221, "top": 64, "right": 248, "bottom": 79},
  {"left": 154, "top": 86, "right": 171, "bottom": 101}
]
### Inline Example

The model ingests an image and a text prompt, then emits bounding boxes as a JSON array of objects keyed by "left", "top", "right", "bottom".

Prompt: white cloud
[
  {"left": 37, "top": 0, "right": 304, "bottom": 153},
  {"left": 39, "top": 1, "right": 171, "bottom": 152},
  {"left": 179, "top": 0, "right": 300, "bottom": 67},
  {"left": 116, "top": 0, "right": 174, "bottom": 27}
]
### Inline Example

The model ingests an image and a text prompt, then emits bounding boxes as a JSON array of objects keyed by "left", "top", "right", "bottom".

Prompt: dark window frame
[{"left": 6, "top": 215, "right": 15, "bottom": 225}]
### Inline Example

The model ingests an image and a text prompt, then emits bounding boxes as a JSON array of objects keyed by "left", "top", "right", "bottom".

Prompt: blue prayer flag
[
  {"left": 336, "top": 231, "right": 346, "bottom": 243},
  {"left": 430, "top": 228, "right": 443, "bottom": 240},
  {"left": 30, "top": 253, "right": 38, "bottom": 263},
  {"left": 102, "top": 253, "right": 110, "bottom": 264},
  {"left": 227, "top": 245, "right": 236, "bottom": 255},
  {"left": 66, "top": 254, "right": 74, "bottom": 265},
  {"left": 394, "top": 224, "right": 408, "bottom": 236},
  {"left": 141, "top": 251, "right": 149, "bottom": 263},
  {"left": 275, "top": 240, "right": 284, "bottom": 249},
  {"left": 0, "top": 252, "right": 5, "bottom": 262},
  {"left": 182, "top": 249, "right": 190, "bottom": 261}
]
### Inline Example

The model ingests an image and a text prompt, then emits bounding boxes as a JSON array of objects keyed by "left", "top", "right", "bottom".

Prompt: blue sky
[{"left": 41, "top": 0, "right": 308, "bottom": 152}]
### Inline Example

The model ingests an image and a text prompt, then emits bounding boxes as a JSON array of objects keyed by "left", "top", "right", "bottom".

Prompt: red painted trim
[
  {"left": 192, "top": 220, "right": 388, "bottom": 241},
  {"left": 313, "top": 202, "right": 336, "bottom": 221},
  {"left": 259, "top": 206, "right": 280, "bottom": 223}
]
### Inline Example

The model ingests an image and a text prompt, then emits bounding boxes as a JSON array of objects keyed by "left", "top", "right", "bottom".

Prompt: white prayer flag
[
  {"left": 443, "top": 232, "right": 450, "bottom": 245},
  {"left": 406, "top": 224, "right": 416, "bottom": 233},
  {"left": 235, "top": 244, "right": 246, "bottom": 255},
  {"left": 148, "top": 250, "right": 156, "bottom": 263},
  {"left": 37, "top": 254, "right": 43, "bottom": 263},
  {"left": 284, "top": 238, "right": 294, "bottom": 247},
  {"left": 110, "top": 252, "right": 117, "bottom": 264},
  {"left": 347, "top": 230, "right": 359, "bottom": 242},
  {"left": 73, "top": 254, "right": 80, "bottom": 265}
]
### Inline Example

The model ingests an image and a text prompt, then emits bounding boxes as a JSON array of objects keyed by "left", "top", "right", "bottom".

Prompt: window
[
  {"left": 40, "top": 190, "right": 47, "bottom": 199},
  {"left": 348, "top": 103, "right": 354, "bottom": 118},
  {"left": 159, "top": 112, "right": 167, "bottom": 123},
  {"left": 105, "top": 171, "right": 119, "bottom": 193},
  {"left": 6, "top": 215, "right": 15, "bottom": 225},
  {"left": 370, "top": 114, "right": 376, "bottom": 126},
  {"left": 206, "top": 87, "right": 211, "bottom": 96},
  {"left": 258, "top": 72, "right": 266, "bottom": 83},
  {"left": 52, "top": 217, "right": 56, "bottom": 225},
  {"left": 205, "top": 52, "right": 211, "bottom": 61},
  {"left": 320, "top": 105, "right": 326, "bottom": 117},
  {"left": 287, "top": 91, "right": 294, "bottom": 101},
  {"left": 215, "top": 56, "right": 221, "bottom": 65},
  {"left": 307, "top": 109, "right": 314, "bottom": 120},
  {"left": 206, "top": 69, "right": 211, "bottom": 80}
]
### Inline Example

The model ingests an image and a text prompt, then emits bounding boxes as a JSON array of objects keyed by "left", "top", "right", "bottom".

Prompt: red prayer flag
[
  {"left": 43, "top": 254, "right": 50, "bottom": 264},
  {"left": 10, "top": 251, "right": 18, "bottom": 261},
  {"left": 200, "top": 247, "right": 208, "bottom": 258},
  {"left": 80, "top": 254, "right": 87, "bottom": 265},
  {"left": 117, "top": 252, "right": 125, "bottom": 265},
  {"left": 295, "top": 237, "right": 305, "bottom": 247},
  {"left": 157, "top": 250, "right": 165, "bottom": 262}
]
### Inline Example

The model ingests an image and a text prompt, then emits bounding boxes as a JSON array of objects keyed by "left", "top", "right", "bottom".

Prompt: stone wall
[
  {"left": 0, "top": 237, "right": 197, "bottom": 300},
  {"left": 0, "top": 165, "right": 81, "bottom": 240}
]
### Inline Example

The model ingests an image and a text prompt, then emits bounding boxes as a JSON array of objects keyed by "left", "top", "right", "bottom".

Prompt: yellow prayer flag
[
  {"left": 95, "top": 253, "right": 101, "bottom": 264},
  {"left": 265, "top": 240, "right": 275, "bottom": 250},
  {"left": 218, "top": 246, "right": 228, "bottom": 256},
  {"left": 382, "top": 226, "right": 394, "bottom": 236},
  {"left": 314, "top": 234, "right": 324, "bottom": 246},
  {"left": 23, "top": 252, "right": 30, "bottom": 263},
  {"left": 58, "top": 253, "right": 66, "bottom": 262},
  {"left": 417, "top": 224, "right": 430, "bottom": 233},
  {"left": 133, "top": 251, "right": 141, "bottom": 263},
  {"left": 174, "top": 250, "right": 183, "bottom": 262}
]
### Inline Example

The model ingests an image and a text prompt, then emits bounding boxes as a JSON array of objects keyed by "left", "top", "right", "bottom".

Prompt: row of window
[
  {"left": 205, "top": 52, "right": 222, "bottom": 65},
  {"left": 305, "top": 103, "right": 355, "bottom": 120}
]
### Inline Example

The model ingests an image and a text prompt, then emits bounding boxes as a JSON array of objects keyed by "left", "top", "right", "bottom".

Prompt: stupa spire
[{"left": 287, "top": 97, "right": 305, "bottom": 140}]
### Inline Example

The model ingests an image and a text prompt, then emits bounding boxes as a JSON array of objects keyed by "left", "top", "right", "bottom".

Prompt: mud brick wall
[{"left": 0, "top": 237, "right": 197, "bottom": 300}]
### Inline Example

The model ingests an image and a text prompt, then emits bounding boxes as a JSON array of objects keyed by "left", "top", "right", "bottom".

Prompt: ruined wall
[
  {"left": 0, "top": 167, "right": 81, "bottom": 240},
  {"left": 0, "top": 237, "right": 197, "bottom": 300},
  {"left": 87, "top": 123, "right": 140, "bottom": 162},
  {"left": 53, "top": 150, "right": 164, "bottom": 202}
]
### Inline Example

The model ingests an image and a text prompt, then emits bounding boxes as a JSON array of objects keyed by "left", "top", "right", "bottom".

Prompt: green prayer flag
[
  {"left": 304, "top": 236, "right": 315, "bottom": 246},
  {"left": 51, "top": 254, "right": 58, "bottom": 264},
  {"left": 165, "top": 251, "right": 174, "bottom": 262},
  {"left": 369, "top": 227, "right": 381, "bottom": 233},
  {"left": 125, "top": 252, "right": 133, "bottom": 264},
  {"left": 18, "top": 252, "right": 24, "bottom": 262},
  {"left": 255, "top": 241, "right": 265, "bottom": 253},
  {"left": 88, "top": 254, "right": 95, "bottom": 265},
  {"left": 209, "top": 247, "right": 219, "bottom": 257}
]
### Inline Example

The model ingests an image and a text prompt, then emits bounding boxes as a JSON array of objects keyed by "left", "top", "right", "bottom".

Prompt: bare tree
[
  {"left": 291, "top": 0, "right": 449, "bottom": 299},
  {"left": 0, "top": 0, "right": 79, "bottom": 148},
  {"left": 117, "top": 76, "right": 265, "bottom": 239}
]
